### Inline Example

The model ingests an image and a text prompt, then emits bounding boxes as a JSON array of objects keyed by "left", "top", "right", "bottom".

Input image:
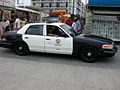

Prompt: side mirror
[{"left": 70, "top": 33, "right": 75, "bottom": 37}]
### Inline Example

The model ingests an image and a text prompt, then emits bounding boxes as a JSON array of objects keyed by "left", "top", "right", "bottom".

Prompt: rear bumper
[{"left": 0, "top": 40, "right": 13, "bottom": 48}]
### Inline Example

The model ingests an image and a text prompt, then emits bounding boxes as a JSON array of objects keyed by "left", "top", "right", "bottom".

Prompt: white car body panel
[
  {"left": 45, "top": 36, "right": 73, "bottom": 55},
  {"left": 22, "top": 34, "right": 45, "bottom": 52},
  {"left": 17, "top": 23, "right": 73, "bottom": 54}
]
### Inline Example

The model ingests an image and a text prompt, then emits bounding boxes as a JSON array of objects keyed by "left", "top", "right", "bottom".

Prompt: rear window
[{"left": 25, "top": 25, "right": 43, "bottom": 35}]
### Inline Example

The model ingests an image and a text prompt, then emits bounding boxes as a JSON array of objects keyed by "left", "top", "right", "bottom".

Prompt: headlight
[{"left": 102, "top": 45, "right": 113, "bottom": 49}]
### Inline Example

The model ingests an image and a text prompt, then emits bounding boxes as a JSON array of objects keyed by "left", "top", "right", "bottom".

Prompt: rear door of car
[{"left": 22, "top": 25, "right": 45, "bottom": 52}]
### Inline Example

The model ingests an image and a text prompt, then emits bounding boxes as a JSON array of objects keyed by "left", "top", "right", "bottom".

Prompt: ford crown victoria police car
[{"left": 0, "top": 23, "right": 117, "bottom": 62}]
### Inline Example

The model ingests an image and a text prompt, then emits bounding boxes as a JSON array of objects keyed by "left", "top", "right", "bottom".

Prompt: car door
[
  {"left": 22, "top": 25, "right": 45, "bottom": 52},
  {"left": 45, "top": 25, "right": 73, "bottom": 55}
]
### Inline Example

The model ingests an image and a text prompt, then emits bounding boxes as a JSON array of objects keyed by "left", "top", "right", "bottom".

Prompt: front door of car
[
  {"left": 22, "top": 25, "right": 45, "bottom": 52},
  {"left": 45, "top": 25, "right": 73, "bottom": 55}
]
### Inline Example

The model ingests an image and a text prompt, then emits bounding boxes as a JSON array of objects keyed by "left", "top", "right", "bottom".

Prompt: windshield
[{"left": 60, "top": 24, "right": 78, "bottom": 37}]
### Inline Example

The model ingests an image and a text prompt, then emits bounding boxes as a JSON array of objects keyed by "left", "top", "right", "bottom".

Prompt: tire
[
  {"left": 80, "top": 46, "right": 98, "bottom": 63},
  {"left": 14, "top": 42, "right": 29, "bottom": 55}
]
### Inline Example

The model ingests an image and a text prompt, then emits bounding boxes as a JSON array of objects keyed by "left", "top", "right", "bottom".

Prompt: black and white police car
[{"left": 0, "top": 23, "right": 118, "bottom": 62}]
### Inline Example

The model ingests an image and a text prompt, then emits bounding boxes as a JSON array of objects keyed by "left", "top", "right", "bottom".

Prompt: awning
[
  {"left": 0, "top": 5, "right": 15, "bottom": 10},
  {"left": 15, "top": 7, "right": 40, "bottom": 14}
]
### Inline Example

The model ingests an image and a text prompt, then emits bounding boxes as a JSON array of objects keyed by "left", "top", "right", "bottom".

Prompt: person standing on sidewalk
[
  {"left": 71, "top": 19, "right": 78, "bottom": 32},
  {"left": 20, "top": 17, "right": 26, "bottom": 28},
  {"left": 65, "top": 17, "right": 73, "bottom": 27},
  {"left": 0, "top": 21, "right": 6, "bottom": 35},
  {"left": 14, "top": 15, "right": 20, "bottom": 30},
  {"left": 76, "top": 18, "right": 84, "bottom": 34},
  {"left": 4, "top": 19, "right": 10, "bottom": 32}
]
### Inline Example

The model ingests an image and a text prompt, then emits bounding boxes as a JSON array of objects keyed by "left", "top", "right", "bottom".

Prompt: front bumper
[{"left": 101, "top": 45, "right": 118, "bottom": 56}]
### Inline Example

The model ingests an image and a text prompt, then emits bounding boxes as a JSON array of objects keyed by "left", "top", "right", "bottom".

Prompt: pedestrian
[
  {"left": 76, "top": 18, "right": 84, "bottom": 34},
  {"left": 71, "top": 18, "right": 78, "bottom": 32},
  {"left": 80, "top": 18, "right": 85, "bottom": 33},
  {"left": 20, "top": 17, "right": 26, "bottom": 28},
  {"left": 25, "top": 19, "right": 29, "bottom": 24},
  {"left": 0, "top": 21, "right": 5, "bottom": 35},
  {"left": 65, "top": 17, "right": 73, "bottom": 27},
  {"left": 10, "top": 20, "right": 14, "bottom": 31},
  {"left": 4, "top": 19, "right": 10, "bottom": 32},
  {"left": 14, "top": 15, "right": 20, "bottom": 30}
]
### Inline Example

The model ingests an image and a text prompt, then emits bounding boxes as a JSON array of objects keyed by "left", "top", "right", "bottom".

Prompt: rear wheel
[
  {"left": 14, "top": 42, "right": 29, "bottom": 55},
  {"left": 80, "top": 46, "right": 98, "bottom": 63}
]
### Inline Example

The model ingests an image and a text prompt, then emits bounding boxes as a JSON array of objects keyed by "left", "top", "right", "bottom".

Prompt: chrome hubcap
[
  {"left": 19, "top": 46, "right": 22, "bottom": 50},
  {"left": 87, "top": 52, "right": 92, "bottom": 56}
]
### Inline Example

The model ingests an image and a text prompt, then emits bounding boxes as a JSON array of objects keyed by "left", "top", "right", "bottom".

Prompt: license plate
[{"left": 2, "top": 38, "right": 6, "bottom": 41}]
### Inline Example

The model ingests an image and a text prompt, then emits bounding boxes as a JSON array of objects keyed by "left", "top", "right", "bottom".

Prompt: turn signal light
[{"left": 102, "top": 45, "right": 113, "bottom": 49}]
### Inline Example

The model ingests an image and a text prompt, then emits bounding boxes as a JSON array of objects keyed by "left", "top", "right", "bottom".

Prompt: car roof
[
  {"left": 26, "top": 22, "right": 65, "bottom": 26},
  {"left": 17, "top": 23, "right": 66, "bottom": 34}
]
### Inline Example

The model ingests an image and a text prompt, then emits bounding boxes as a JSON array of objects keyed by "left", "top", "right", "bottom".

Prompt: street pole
[
  {"left": 54, "top": 0, "right": 55, "bottom": 10},
  {"left": 17, "top": 0, "right": 19, "bottom": 4},
  {"left": 71, "top": 0, "right": 75, "bottom": 21},
  {"left": 2, "top": 0, "right": 4, "bottom": 6},
  {"left": 72, "top": 0, "right": 75, "bottom": 14},
  {"left": 2, "top": 0, "right": 5, "bottom": 21}
]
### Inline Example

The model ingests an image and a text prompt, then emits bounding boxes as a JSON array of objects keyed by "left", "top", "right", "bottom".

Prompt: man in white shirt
[
  {"left": 5, "top": 20, "right": 10, "bottom": 27},
  {"left": 5, "top": 20, "right": 10, "bottom": 32},
  {"left": 14, "top": 15, "right": 20, "bottom": 30}
]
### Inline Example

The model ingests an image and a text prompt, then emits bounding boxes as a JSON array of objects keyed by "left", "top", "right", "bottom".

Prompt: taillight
[{"left": 0, "top": 35, "right": 6, "bottom": 41}]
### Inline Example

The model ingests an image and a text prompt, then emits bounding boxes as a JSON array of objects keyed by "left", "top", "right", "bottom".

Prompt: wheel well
[
  {"left": 79, "top": 45, "right": 100, "bottom": 55},
  {"left": 12, "top": 41, "right": 29, "bottom": 50}
]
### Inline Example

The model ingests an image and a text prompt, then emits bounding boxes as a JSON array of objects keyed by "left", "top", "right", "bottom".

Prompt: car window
[
  {"left": 60, "top": 24, "right": 78, "bottom": 37},
  {"left": 47, "top": 25, "right": 68, "bottom": 37},
  {"left": 25, "top": 25, "right": 43, "bottom": 35}
]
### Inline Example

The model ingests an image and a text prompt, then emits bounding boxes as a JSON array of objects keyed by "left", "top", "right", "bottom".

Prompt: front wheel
[
  {"left": 80, "top": 46, "right": 98, "bottom": 63},
  {"left": 14, "top": 42, "right": 29, "bottom": 55}
]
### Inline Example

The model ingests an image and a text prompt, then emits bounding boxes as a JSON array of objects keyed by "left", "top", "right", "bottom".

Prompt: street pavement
[{"left": 0, "top": 46, "right": 120, "bottom": 90}]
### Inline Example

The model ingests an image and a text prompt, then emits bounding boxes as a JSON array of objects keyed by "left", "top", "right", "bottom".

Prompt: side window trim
[{"left": 58, "top": 26, "right": 70, "bottom": 38}]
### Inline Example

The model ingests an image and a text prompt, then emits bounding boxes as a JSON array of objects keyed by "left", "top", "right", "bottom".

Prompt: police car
[{"left": 0, "top": 23, "right": 117, "bottom": 62}]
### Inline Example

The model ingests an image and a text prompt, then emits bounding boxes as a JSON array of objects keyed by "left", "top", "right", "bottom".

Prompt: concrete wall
[{"left": 84, "top": 10, "right": 93, "bottom": 34}]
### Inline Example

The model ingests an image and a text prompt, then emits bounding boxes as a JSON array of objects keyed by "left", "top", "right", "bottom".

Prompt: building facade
[
  {"left": 31, "top": 0, "right": 86, "bottom": 17},
  {"left": 15, "top": 0, "right": 31, "bottom": 6},
  {"left": 0, "top": 0, "right": 15, "bottom": 8},
  {"left": 85, "top": 0, "right": 120, "bottom": 41},
  {"left": 0, "top": 0, "right": 15, "bottom": 34},
  {"left": 0, "top": 0, "right": 15, "bottom": 21}
]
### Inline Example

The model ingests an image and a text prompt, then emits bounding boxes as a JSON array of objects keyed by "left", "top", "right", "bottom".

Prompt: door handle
[
  {"left": 46, "top": 39, "right": 50, "bottom": 40},
  {"left": 25, "top": 37, "right": 29, "bottom": 39}
]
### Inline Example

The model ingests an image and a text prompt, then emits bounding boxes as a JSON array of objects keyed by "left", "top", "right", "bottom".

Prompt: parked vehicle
[
  {"left": 0, "top": 23, "right": 117, "bottom": 62},
  {"left": 48, "top": 10, "right": 68, "bottom": 23}
]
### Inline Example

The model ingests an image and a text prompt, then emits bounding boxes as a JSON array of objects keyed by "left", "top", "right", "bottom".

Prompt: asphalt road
[{"left": 0, "top": 46, "right": 120, "bottom": 90}]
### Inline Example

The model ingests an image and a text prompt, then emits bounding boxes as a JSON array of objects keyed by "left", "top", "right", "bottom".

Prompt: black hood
[
  {"left": 83, "top": 34, "right": 113, "bottom": 44},
  {"left": 75, "top": 34, "right": 113, "bottom": 44}
]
